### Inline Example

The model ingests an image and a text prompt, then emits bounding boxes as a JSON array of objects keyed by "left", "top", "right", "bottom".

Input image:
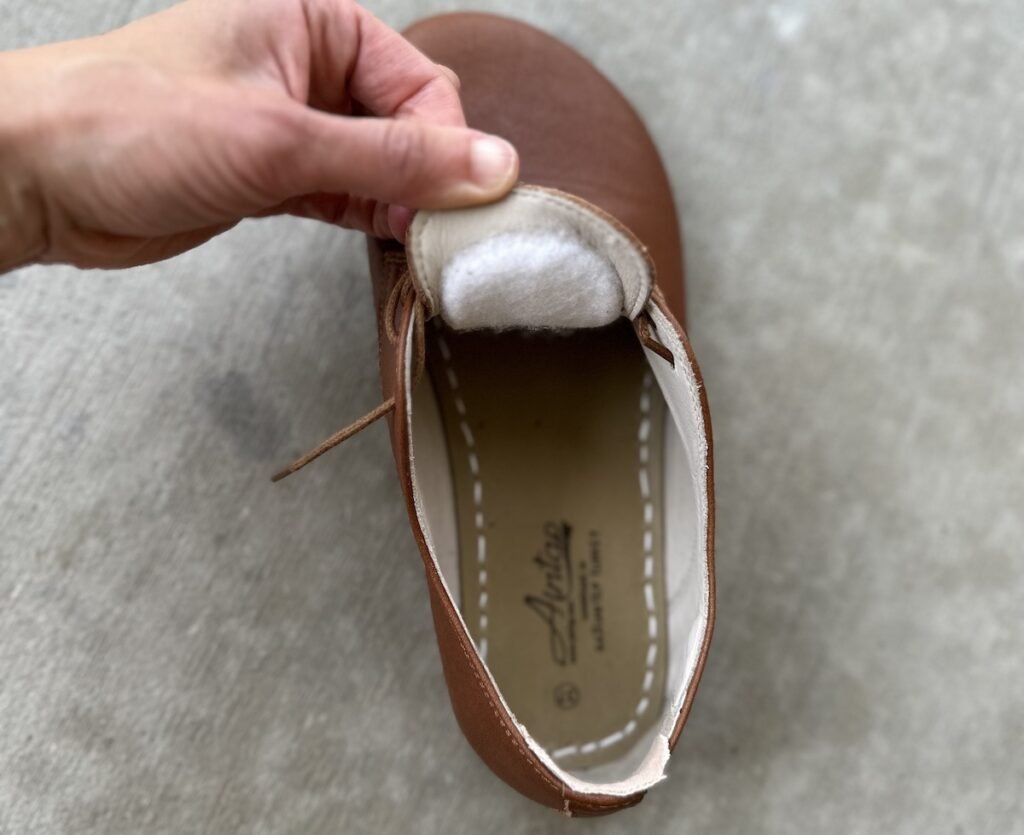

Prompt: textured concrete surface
[{"left": 2, "top": 1, "right": 1023, "bottom": 833}]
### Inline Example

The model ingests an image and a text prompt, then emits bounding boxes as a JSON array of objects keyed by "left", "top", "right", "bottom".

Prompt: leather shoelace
[
  {"left": 633, "top": 311, "right": 675, "bottom": 368},
  {"left": 271, "top": 271, "right": 426, "bottom": 483},
  {"left": 271, "top": 274, "right": 673, "bottom": 483}
]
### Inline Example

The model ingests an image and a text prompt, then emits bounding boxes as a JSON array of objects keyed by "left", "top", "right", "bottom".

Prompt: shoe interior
[{"left": 409, "top": 316, "right": 709, "bottom": 787}]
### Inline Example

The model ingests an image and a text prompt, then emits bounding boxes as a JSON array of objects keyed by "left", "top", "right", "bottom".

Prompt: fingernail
[{"left": 470, "top": 136, "right": 518, "bottom": 191}]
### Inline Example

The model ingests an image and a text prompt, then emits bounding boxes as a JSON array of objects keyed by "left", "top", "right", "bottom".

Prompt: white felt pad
[
  {"left": 406, "top": 186, "right": 655, "bottom": 331},
  {"left": 439, "top": 230, "right": 624, "bottom": 331}
]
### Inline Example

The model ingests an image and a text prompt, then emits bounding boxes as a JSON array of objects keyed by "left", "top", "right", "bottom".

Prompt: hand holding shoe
[{"left": 0, "top": 0, "right": 519, "bottom": 272}]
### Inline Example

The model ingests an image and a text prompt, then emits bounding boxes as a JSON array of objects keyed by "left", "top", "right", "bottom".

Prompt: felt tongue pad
[
  {"left": 406, "top": 186, "right": 655, "bottom": 332},
  {"left": 437, "top": 230, "right": 624, "bottom": 331}
]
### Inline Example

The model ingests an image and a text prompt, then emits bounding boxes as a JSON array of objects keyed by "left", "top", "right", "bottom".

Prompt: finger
[
  {"left": 387, "top": 204, "right": 415, "bottom": 240},
  {"left": 259, "top": 194, "right": 411, "bottom": 241},
  {"left": 260, "top": 193, "right": 378, "bottom": 235},
  {"left": 51, "top": 224, "right": 236, "bottom": 269},
  {"left": 436, "top": 64, "right": 461, "bottom": 91},
  {"left": 277, "top": 109, "right": 518, "bottom": 210},
  {"left": 343, "top": 5, "right": 466, "bottom": 127}
]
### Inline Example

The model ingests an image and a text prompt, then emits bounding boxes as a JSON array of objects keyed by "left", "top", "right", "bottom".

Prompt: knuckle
[
  {"left": 415, "top": 74, "right": 462, "bottom": 119},
  {"left": 437, "top": 64, "right": 461, "bottom": 91},
  {"left": 381, "top": 122, "right": 425, "bottom": 183}
]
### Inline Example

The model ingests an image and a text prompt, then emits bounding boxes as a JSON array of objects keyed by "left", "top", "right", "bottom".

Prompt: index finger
[{"left": 345, "top": 6, "right": 466, "bottom": 127}]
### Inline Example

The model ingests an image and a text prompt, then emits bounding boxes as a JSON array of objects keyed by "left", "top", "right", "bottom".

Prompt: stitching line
[
  {"left": 550, "top": 369, "right": 659, "bottom": 761},
  {"left": 436, "top": 328, "right": 489, "bottom": 661},
  {"left": 436, "top": 566, "right": 642, "bottom": 810}
]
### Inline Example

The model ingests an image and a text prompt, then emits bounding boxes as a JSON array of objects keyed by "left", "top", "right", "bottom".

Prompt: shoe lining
[{"left": 407, "top": 306, "right": 710, "bottom": 793}]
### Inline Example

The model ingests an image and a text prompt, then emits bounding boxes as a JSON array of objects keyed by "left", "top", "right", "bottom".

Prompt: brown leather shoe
[{"left": 278, "top": 12, "right": 714, "bottom": 817}]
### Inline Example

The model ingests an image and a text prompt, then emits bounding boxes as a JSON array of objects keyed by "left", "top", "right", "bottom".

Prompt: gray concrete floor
[{"left": 2, "top": 1, "right": 1023, "bottom": 833}]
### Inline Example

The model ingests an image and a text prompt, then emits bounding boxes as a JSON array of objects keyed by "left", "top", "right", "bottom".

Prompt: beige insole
[{"left": 427, "top": 320, "right": 667, "bottom": 769}]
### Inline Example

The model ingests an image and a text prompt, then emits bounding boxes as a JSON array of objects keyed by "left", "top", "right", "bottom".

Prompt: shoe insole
[{"left": 427, "top": 320, "right": 667, "bottom": 769}]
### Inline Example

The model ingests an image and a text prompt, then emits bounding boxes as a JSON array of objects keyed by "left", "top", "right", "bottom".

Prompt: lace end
[{"left": 271, "top": 396, "right": 396, "bottom": 484}]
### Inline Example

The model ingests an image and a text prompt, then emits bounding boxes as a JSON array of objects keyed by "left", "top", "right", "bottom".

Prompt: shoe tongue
[{"left": 405, "top": 186, "right": 654, "bottom": 331}]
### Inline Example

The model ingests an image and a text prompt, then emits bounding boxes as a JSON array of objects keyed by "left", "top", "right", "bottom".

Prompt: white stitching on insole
[
  {"left": 552, "top": 370, "right": 660, "bottom": 760},
  {"left": 436, "top": 329, "right": 489, "bottom": 663},
  {"left": 435, "top": 329, "right": 659, "bottom": 759}
]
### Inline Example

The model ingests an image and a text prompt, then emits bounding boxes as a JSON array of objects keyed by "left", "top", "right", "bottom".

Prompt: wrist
[{"left": 0, "top": 50, "right": 50, "bottom": 272}]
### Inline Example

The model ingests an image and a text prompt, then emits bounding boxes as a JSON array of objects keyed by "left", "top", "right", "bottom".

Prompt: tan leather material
[
  {"left": 368, "top": 239, "right": 406, "bottom": 410},
  {"left": 404, "top": 12, "right": 687, "bottom": 324},
  {"left": 369, "top": 249, "right": 713, "bottom": 816},
  {"left": 360, "top": 13, "right": 715, "bottom": 816}
]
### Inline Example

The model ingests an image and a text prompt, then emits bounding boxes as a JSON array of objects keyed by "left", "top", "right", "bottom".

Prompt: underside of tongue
[{"left": 405, "top": 186, "right": 655, "bottom": 332}]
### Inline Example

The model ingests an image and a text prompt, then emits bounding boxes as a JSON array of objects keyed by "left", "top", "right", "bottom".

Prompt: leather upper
[{"left": 365, "top": 13, "right": 714, "bottom": 816}]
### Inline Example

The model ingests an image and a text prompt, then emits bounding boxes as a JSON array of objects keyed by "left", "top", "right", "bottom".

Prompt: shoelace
[
  {"left": 271, "top": 274, "right": 673, "bottom": 483},
  {"left": 271, "top": 270, "right": 425, "bottom": 483}
]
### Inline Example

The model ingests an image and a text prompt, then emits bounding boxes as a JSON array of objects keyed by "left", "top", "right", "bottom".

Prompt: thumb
[{"left": 275, "top": 108, "right": 519, "bottom": 210}]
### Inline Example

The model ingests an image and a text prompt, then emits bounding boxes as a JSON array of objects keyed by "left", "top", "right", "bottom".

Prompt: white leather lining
[{"left": 410, "top": 375, "right": 460, "bottom": 603}]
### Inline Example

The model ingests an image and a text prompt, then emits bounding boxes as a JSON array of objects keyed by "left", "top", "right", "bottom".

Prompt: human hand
[{"left": 0, "top": 0, "right": 519, "bottom": 271}]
